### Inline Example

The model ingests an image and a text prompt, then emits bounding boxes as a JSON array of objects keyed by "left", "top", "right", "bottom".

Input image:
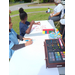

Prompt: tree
[
  {"left": 23, "top": 0, "right": 31, "bottom": 2},
  {"left": 10, "top": 0, "right": 15, "bottom": 2},
  {"left": 43, "top": 0, "right": 49, "bottom": 3},
  {"left": 43, "top": 0, "right": 45, "bottom": 3}
]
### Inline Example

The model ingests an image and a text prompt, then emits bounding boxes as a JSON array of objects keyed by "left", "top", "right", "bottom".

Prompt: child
[
  {"left": 46, "top": 8, "right": 50, "bottom": 13},
  {"left": 9, "top": 15, "right": 32, "bottom": 60},
  {"left": 19, "top": 8, "right": 40, "bottom": 37}
]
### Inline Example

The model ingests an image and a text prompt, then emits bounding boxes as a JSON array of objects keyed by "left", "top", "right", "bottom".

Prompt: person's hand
[
  {"left": 23, "top": 38, "right": 32, "bottom": 41},
  {"left": 25, "top": 41, "right": 33, "bottom": 46},
  {"left": 50, "top": 15, "right": 53, "bottom": 17},
  {"left": 35, "top": 22, "right": 41, "bottom": 25},
  {"left": 50, "top": 14, "right": 53, "bottom": 17},
  {"left": 25, "top": 38, "right": 32, "bottom": 41},
  {"left": 31, "top": 20, "right": 35, "bottom": 25}
]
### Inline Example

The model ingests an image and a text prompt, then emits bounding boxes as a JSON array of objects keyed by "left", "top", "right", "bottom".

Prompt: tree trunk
[{"left": 43, "top": 0, "right": 45, "bottom": 3}]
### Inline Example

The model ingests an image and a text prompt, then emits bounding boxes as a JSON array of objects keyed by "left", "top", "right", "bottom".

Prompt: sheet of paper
[{"left": 30, "top": 20, "right": 54, "bottom": 34}]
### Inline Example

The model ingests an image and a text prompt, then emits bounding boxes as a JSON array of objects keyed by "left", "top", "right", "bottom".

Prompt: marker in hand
[
  {"left": 25, "top": 40, "right": 29, "bottom": 42},
  {"left": 25, "top": 39, "right": 33, "bottom": 42}
]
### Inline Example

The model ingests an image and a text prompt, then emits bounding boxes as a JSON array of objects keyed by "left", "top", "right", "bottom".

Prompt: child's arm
[
  {"left": 17, "top": 34, "right": 32, "bottom": 41},
  {"left": 34, "top": 22, "right": 41, "bottom": 25},
  {"left": 30, "top": 20, "right": 40, "bottom": 25},
  {"left": 25, "top": 21, "right": 40, "bottom": 34},
  {"left": 25, "top": 21, "right": 34, "bottom": 34},
  {"left": 11, "top": 41, "right": 32, "bottom": 50}
]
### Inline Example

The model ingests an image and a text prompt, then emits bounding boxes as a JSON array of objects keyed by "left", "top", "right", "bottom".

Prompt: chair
[{"left": 55, "top": 9, "right": 65, "bottom": 27}]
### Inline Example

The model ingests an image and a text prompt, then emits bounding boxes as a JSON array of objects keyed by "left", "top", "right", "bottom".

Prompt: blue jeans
[{"left": 48, "top": 16, "right": 61, "bottom": 22}]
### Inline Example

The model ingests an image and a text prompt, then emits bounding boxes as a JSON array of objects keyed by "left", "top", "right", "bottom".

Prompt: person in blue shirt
[
  {"left": 19, "top": 8, "right": 40, "bottom": 37},
  {"left": 9, "top": 15, "right": 32, "bottom": 60}
]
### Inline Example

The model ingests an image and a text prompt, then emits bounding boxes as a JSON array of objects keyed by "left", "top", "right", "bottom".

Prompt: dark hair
[{"left": 19, "top": 8, "right": 27, "bottom": 20}]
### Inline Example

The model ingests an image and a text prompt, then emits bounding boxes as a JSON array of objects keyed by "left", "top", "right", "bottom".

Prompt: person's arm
[
  {"left": 50, "top": 12, "right": 60, "bottom": 17},
  {"left": 11, "top": 44, "right": 25, "bottom": 50},
  {"left": 25, "top": 21, "right": 34, "bottom": 34},
  {"left": 17, "top": 34, "right": 23, "bottom": 41},
  {"left": 51, "top": 4, "right": 63, "bottom": 17},
  {"left": 34, "top": 22, "right": 40, "bottom": 25},
  {"left": 50, "top": 12, "right": 54, "bottom": 16},
  {"left": 25, "top": 21, "right": 40, "bottom": 34},
  {"left": 30, "top": 20, "right": 40, "bottom": 25},
  {"left": 11, "top": 41, "right": 33, "bottom": 50},
  {"left": 17, "top": 34, "right": 32, "bottom": 41}
]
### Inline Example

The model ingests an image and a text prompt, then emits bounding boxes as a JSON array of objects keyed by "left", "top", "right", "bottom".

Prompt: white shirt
[
  {"left": 54, "top": 4, "right": 64, "bottom": 18},
  {"left": 48, "top": 9, "right": 50, "bottom": 12}
]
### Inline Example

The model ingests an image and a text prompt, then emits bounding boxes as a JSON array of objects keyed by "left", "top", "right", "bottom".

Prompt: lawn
[
  {"left": 11, "top": 12, "right": 60, "bottom": 34},
  {"left": 10, "top": 8, "right": 53, "bottom": 16},
  {"left": 11, "top": 12, "right": 50, "bottom": 34}
]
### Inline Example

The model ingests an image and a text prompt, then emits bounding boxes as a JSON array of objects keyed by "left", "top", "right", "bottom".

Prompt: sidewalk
[
  {"left": 9, "top": 3, "right": 65, "bottom": 11},
  {"left": 11, "top": 11, "right": 46, "bottom": 17},
  {"left": 10, "top": 3, "right": 65, "bottom": 17}
]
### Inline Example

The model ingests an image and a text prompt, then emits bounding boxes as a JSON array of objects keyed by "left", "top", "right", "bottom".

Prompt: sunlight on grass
[
  {"left": 10, "top": 8, "right": 53, "bottom": 16},
  {"left": 11, "top": 12, "right": 50, "bottom": 34},
  {"left": 11, "top": 11, "right": 60, "bottom": 34}
]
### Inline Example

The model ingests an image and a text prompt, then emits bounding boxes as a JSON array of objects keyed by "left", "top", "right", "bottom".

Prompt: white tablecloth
[
  {"left": 9, "top": 34, "right": 59, "bottom": 75},
  {"left": 9, "top": 20, "right": 65, "bottom": 75}
]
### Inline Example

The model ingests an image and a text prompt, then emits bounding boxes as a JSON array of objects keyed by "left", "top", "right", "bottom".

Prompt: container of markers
[{"left": 49, "top": 29, "right": 62, "bottom": 39}]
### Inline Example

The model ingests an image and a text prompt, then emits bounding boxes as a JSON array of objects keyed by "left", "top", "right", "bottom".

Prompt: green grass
[
  {"left": 11, "top": 16, "right": 20, "bottom": 34},
  {"left": 10, "top": 8, "right": 53, "bottom": 16},
  {"left": 11, "top": 12, "right": 60, "bottom": 34},
  {"left": 11, "top": 12, "right": 50, "bottom": 34}
]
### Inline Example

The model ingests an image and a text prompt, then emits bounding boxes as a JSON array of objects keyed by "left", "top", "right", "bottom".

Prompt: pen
[{"left": 59, "top": 38, "right": 63, "bottom": 49}]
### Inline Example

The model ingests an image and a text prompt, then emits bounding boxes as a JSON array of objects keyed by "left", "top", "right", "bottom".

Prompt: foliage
[
  {"left": 10, "top": 0, "right": 15, "bottom": 2},
  {"left": 9, "top": 0, "right": 31, "bottom": 2},
  {"left": 23, "top": 0, "right": 31, "bottom": 2}
]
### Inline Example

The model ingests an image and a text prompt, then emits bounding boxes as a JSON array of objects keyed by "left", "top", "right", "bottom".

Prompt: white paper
[{"left": 30, "top": 20, "right": 54, "bottom": 34}]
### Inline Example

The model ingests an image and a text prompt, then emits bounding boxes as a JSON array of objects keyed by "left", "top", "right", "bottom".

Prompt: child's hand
[
  {"left": 25, "top": 38, "right": 32, "bottom": 41},
  {"left": 34, "top": 22, "right": 41, "bottom": 25},
  {"left": 25, "top": 41, "right": 33, "bottom": 46},
  {"left": 23, "top": 38, "right": 32, "bottom": 41},
  {"left": 36, "top": 22, "right": 41, "bottom": 25},
  {"left": 31, "top": 20, "right": 35, "bottom": 25}
]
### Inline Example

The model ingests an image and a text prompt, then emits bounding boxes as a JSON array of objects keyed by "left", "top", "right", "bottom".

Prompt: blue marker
[{"left": 25, "top": 40, "right": 29, "bottom": 42}]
